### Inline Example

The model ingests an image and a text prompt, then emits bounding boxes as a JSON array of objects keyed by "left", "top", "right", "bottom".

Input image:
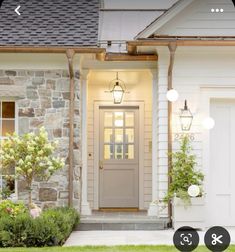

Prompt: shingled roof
[{"left": 0, "top": 0, "right": 99, "bottom": 47}]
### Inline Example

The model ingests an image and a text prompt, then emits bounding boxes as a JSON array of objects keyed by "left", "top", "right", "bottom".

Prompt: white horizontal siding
[
  {"left": 156, "top": 46, "right": 235, "bottom": 217},
  {"left": 157, "top": 0, "right": 235, "bottom": 36}
]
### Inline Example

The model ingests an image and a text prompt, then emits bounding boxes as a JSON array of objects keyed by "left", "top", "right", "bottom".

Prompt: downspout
[
  {"left": 167, "top": 43, "right": 177, "bottom": 225},
  {"left": 66, "top": 49, "right": 75, "bottom": 207}
]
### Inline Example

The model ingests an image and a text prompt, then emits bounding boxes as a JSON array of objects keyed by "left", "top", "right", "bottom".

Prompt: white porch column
[
  {"left": 156, "top": 48, "right": 171, "bottom": 218},
  {"left": 81, "top": 70, "right": 92, "bottom": 215},
  {"left": 148, "top": 69, "right": 159, "bottom": 216}
]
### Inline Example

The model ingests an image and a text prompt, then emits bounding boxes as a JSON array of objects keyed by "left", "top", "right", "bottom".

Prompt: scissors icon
[{"left": 211, "top": 233, "right": 223, "bottom": 245}]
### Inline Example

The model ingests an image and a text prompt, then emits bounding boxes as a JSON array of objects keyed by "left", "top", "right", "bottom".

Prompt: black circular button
[
  {"left": 204, "top": 226, "right": 230, "bottom": 251},
  {"left": 173, "top": 226, "right": 200, "bottom": 251}
]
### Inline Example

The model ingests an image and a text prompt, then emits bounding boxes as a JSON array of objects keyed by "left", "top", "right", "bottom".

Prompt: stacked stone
[{"left": 0, "top": 70, "right": 81, "bottom": 210}]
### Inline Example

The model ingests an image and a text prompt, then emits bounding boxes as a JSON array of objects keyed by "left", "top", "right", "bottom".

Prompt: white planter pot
[{"left": 172, "top": 196, "right": 205, "bottom": 230}]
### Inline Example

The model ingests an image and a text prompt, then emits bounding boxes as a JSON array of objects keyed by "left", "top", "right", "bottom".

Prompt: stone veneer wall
[{"left": 0, "top": 69, "right": 81, "bottom": 210}]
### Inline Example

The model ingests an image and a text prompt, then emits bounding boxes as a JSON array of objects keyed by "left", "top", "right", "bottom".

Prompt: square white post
[
  {"left": 81, "top": 70, "right": 92, "bottom": 216},
  {"left": 148, "top": 69, "right": 159, "bottom": 216}
]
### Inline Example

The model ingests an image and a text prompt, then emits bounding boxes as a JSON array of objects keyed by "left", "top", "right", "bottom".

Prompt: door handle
[{"left": 99, "top": 160, "right": 104, "bottom": 170}]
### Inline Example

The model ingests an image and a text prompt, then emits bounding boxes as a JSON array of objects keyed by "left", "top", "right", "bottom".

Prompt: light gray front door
[{"left": 99, "top": 108, "right": 139, "bottom": 208}]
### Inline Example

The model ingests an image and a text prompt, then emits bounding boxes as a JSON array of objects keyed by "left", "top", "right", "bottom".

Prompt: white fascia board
[{"left": 135, "top": 0, "right": 195, "bottom": 39}]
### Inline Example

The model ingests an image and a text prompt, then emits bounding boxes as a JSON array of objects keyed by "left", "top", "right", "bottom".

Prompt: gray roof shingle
[{"left": 0, "top": 0, "right": 99, "bottom": 47}]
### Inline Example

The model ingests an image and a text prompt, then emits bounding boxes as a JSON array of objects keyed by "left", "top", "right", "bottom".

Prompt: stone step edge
[
  {"left": 80, "top": 219, "right": 168, "bottom": 224},
  {"left": 75, "top": 223, "right": 167, "bottom": 231},
  {"left": 80, "top": 220, "right": 168, "bottom": 225}
]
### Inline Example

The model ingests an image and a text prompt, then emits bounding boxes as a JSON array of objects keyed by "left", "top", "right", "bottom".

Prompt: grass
[{"left": 0, "top": 246, "right": 234, "bottom": 252}]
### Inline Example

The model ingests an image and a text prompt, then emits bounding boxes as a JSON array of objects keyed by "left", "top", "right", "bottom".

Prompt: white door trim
[
  {"left": 200, "top": 86, "right": 235, "bottom": 227},
  {"left": 93, "top": 101, "right": 145, "bottom": 210}
]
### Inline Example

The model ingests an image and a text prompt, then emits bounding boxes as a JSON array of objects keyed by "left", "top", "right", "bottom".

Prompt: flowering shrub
[
  {"left": 0, "top": 200, "right": 27, "bottom": 218},
  {"left": 0, "top": 127, "right": 65, "bottom": 206}
]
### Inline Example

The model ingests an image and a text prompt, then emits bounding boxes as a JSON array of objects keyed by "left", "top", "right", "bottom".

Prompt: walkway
[{"left": 64, "top": 229, "right": 235, "bottom": 246}]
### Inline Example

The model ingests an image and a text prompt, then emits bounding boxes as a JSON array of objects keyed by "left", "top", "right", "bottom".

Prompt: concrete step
[{"left": 76, "top": 217, "right": 169, "bottom": 231}]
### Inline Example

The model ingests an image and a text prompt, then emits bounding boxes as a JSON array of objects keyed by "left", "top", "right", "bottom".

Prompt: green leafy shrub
[
  {"left": 164, "top": 135, "right": 204, "bottom": 203},
  {"left": 0, "top": 200, "right": 27, "bottom": 218},
  {"left": 43, "top": 207, "right": 79, "bottom": 244},
  {"left": 0, "top": 207, "right": 79, "bottom": 247}
]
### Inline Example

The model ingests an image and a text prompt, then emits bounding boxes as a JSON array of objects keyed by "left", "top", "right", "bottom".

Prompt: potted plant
[{"left": 164, "top": 135, "right": 205, "bottom": 230}]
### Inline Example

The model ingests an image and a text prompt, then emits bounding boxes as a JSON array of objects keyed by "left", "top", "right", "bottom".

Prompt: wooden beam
[
  {"left": 127, "top": 39, "right": 235, "bottom": 53},
  {"left": 66, "top": 49, "right": 75, "bottom": 207},
  {"left": 167, "top": 42, "right": 177, "bottom": 226},
  {"left": 127, "top": 44, "right": 137, "bottom": 55},
  {"left": 99, "top": 53, "right": 158, "bottom": 61}
]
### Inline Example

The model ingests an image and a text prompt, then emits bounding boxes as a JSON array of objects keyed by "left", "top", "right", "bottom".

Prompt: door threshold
[{"left": 98, "top": 208, "right": 139, "bottom": 212}]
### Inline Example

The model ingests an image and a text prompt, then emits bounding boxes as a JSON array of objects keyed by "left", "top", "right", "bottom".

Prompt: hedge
[{"left": 0, "top": 207, "right": 79, "bottom": 247}]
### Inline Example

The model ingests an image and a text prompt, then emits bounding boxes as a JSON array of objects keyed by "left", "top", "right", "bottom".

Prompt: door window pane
[
  {"left": 114, "top": 112, "right": 124, "bottom": 127},
  {"left": 125, "top": 145, "right": 134, "bottom": 159},
  {"left": 2, "top": 102, "right": 15, "bottom": 118},
  {"left": 104, "top": 144, "right": 113, "bottom": 160},
  {"left": 2, "top": 120, "right": 15, "bottom": 136},
  {"left": 125, "top": 112, "right": 134, "bottom": 127},
  {"left": 115, "top": 129, "right": 123, "bottom": 143},
  {"left": 115, "top": 144, "right": 123, "bottom": 159},
  {"left": 125, "top": 128, "right": 134, "bottom": 143},
  {"left": 104, "top": 128, "right": 113, "bottom": 143},
  {"left": 104, "top": 112, "right": 113, "bottom": 127}
]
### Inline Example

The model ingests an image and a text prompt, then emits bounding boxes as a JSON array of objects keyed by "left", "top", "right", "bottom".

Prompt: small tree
[
  {"left": 0, "top": 127, "right": 64, "bottom": 206},
  {"left": 164, "top": 135, "right": 204, "bottom": 203}
]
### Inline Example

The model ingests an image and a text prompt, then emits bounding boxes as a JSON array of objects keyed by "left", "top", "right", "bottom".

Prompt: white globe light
[
  {"left": 188, "top": 185, "right": 200, "bottom": 198},
  {"left": 202, "top": 117, "right": 215, "bottom": 130},
  {"left": 166, "top": 89, "right": 179, "bottom": 102}
]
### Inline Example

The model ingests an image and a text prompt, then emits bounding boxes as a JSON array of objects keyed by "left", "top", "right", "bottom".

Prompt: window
[
  {"left": 0, "top": 101, "right": 16, "bottom": 199},
  {"left": 103, "top": 111, "right": 135, "bottom": 160}
]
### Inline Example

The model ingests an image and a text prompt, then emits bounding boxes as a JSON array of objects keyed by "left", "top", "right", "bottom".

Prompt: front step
[{"left": 76, "top": 215, "right": 169, "bottom": 231}]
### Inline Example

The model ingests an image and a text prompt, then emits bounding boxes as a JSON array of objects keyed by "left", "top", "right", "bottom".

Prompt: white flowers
[
  {"left": 38, "top": 150, "right": 43, "bottom": 156},
  {"left": 15, "top": 167, "right": 22, "bottom": 172},
  {"left": 1, "top": 126, "right": 64, "bottom": 187},
  {"left": 19, "top": 159, "right": 24, "bottom": 165},
  {"left": 47, "top": 161, "right": 52, "bottom": 166}
]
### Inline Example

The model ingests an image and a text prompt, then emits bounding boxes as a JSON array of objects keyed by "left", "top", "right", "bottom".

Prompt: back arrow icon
[{"left": 15, "top": 5, "right": 21, "bottom": 15}]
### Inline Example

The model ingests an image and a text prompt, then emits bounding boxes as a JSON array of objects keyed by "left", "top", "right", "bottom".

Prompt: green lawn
[{"left": 0, "top": 246, "right": 234, "bottom": 252}]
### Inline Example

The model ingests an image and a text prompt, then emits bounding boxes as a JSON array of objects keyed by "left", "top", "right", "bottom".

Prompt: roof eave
[
  {"left": 0, "top": 46, "right": 105, "bottom": 54},
  {"left": 135, "top": 0, "right": 195, "bottom": 39},
  {"left": 127, "top": 38, "right": 235, "bottom": 54}
]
